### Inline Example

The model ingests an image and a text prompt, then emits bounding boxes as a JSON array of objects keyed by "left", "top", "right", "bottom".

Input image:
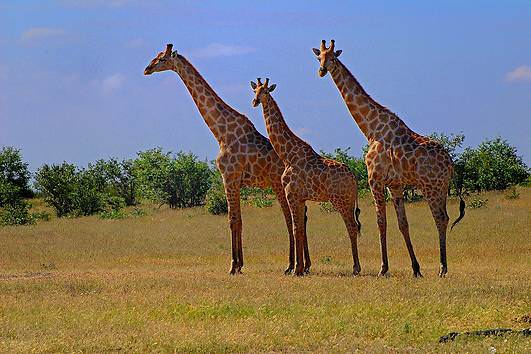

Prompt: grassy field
[{"left": 0, "top": 189, "right": 530, "bottom": 352}]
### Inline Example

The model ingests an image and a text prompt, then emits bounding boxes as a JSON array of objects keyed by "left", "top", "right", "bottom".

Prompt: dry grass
[{"left": 0, "top": 189, "right": 530, "bottom": 352}]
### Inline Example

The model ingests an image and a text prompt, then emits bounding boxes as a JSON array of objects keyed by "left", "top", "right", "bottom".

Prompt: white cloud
[
  {"left": 191, "top": 43, "right": 255, "bottom": 59},
  {"left": 21, "top": 27, "right": 65, "bottom": 43},
  {"left": 505, "top": 65, "right": 531, "bottom": 82},
  {"left": 95, "top": 73, "right": 125, "bottom": 95}
]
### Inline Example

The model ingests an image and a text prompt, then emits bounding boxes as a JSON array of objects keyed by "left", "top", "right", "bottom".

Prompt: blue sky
[{"left": 1, "top": 0, "right": 530, "bottom": 171}]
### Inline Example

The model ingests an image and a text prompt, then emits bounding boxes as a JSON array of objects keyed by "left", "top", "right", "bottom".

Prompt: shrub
[
  {"left": 35, "top": 163, "right": 108, "bottom": 217},
  {"left": 35, "top": 163, "right": 78, "bottom": 217},
  {"left": 505, "top": 188, "right": 520, "bottom": 200},
  {"left": 459, "top": 137, "right": 529, "bottom": 192},
  {"left": 319, "top": 201, "right": 336, "bottom": 213},
  {"left": 134, "top": 149, "right": 212, "bottom": 209},
  {"left": 0, "top": 201, "right": 34, "bottom": 226},
  {"left": 205, "top": 171, "right": 228, "bottom": 215},
  {"left": 0, "top": 146, "right": 32, "bottom": 203},
  {"left": 89, "top": 158, "right": 137, "bottom": 206},
  {"left": 468, "top": 198, "right": 488, "bottom": 209}
]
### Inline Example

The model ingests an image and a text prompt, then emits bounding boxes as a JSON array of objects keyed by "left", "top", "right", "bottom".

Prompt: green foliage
[
  {"left": 89, "top": 159, "right": 137, "bottom": 206},
  {"left": 205, "top": 171, "right": 228, "bottom": 215},
  {"left": 468, "top": 198, "right": 488, "bottom": 209},
  {"left": 0, "top": 146, "right": 32, "bottom": 203},
  {"left": 458, "top": 137, "right": 529, "bottom": 192},
  {"left": 321, "top": 147, "right": 369, "bottom": 191},
  {"left": 241, "top": 187, "right": 274, "bottom": 208},
  {"left": 134, "top": 149, "right": 212, "bottom": 209},
  {"left": 319, "top": 201, "right": 336, "bottom": 213},
  {"left": 35, "top": 163, "right": 80, "bottom": 217},
  {"left": 505, "top": 188, "right": 520, "bottom": 200},
  {"left": 429, "top": 132, "right": 465, "bottom": 161},
  {"left": 0, "top": 200, "right": 35, "bottom": 226}
]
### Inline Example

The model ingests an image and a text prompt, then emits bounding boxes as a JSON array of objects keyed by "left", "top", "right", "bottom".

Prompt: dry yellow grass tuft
[{"left": 0, "top": 189, "right": 530, "bottom": 352}]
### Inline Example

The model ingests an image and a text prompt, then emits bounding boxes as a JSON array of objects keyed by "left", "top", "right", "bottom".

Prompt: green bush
[
  {"left": 35, "top": 163, "right": 109, "bottom": 217},
  {"left": 0, "top": 146, "right": 33, "bottom": 204},
  {"left": 134, "top": 149, "right": 212, "bottom": 209},
  {"left": 89, "top": 159, "right": 137, "bottom": 206},
  {"left": 35, "top": 163, "right": 79, "bottom": 217},
  {"left": 205, "top": 171, "right": 228, "bottom": 215},
  {"left": 0, "top": 201, "right": 34, "bottom": 226},
  {"left": 458, "top": 137, "right": 529, "bottom": 192},
  {"left": 468, "top": 198, "right": 488, "bottom": 209}
]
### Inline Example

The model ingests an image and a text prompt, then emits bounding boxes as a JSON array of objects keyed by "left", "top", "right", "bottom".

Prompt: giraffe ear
[
  {"left": 171, "top": 51, "right": 178, "bottom": 58},
  {"left": 268, "top": 84, "right": 276, "bottom": 92},
  {"left": 312, "top": 48, "right": 320, "bottom": 56},
  {"left": 250, "top": 81, "right": 257, "bottom": 90},
  {"left": 334, "top": 50, "right": 342, "bottom": 57}
]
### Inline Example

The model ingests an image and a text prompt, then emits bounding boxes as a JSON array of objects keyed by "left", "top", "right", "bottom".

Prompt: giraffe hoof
[
  {"left": 353, "top": 267, "right": 361, "bottom": 276},
  {"left": 294, "top": 267, "right": 305, "bottom": 277},
  {"left": 413, "top": 270, "right": 423, "bottom": 278},
  {"left": 438, "top": 266, "right": 447, "bottom": 277},
  {"left": 284, "top": 267, "right": 294, "bottom": 275},
  {"left": 378, "top": 266, "right": 389, "bottom": 277},
  {"left": 303, "top": 266, "right": 311, "bottom": 274}
]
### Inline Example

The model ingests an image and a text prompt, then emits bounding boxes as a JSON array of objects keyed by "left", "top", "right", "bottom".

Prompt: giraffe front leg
[
  {"left": 389, "top": 187, "right": 422, "bottom": 277},
  {"left": 224, "top": 182, "right": 243, "bottom": 275},
  {"left": 371, "top": 181, "right": 389, "bottom": 277},
  {"left": 271, "top": 182, "right": 295, "bottom": 275}
]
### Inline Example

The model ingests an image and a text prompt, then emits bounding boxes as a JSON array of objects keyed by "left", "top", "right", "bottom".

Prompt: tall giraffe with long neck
[
  {"left": 144, "top": 44, "right": 308, "bottom": 275},
  {"left": 313, "top": 40, "right": 465, "bottom": 277},
  {"left": 251, "top": 78, "right": 361, "bottom": 276}
]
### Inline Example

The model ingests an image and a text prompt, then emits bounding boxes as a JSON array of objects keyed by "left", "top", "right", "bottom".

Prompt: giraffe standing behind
[
  {"left": 313, "top": 39, "right": 465, "bottom": 277},
  {"left": 144, "top": 44, "right": 309, "bottom": 275},
  {"left": 251, "top": 78, "right": 361, "bottom": 276}
]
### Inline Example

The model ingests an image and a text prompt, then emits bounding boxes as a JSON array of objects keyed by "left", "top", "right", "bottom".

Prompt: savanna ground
[{"left": 0, "top": 189, "right": 530, "bottom": 352}]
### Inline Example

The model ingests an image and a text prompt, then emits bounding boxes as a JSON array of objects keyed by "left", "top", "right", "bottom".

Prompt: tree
[
  {"left": 34, "top": 163, "right": 79, "bottom": 217},
  {"left": 0, "top": 146, "right": 32, "bottom": 204},
  {"left": 134, "top": 148, "right": 212, "bottom": 208},
  {"left": 458, "top": 137, "right": 529, "bottom": 192},
  {"left": 321, "top": 147, "right": 369, "bottom": 191}
]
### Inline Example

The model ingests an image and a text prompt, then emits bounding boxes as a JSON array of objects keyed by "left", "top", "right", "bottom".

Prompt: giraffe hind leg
[
  {"left": 389, "top": 187, "right": 422, "bottom": 277},
  {"left": 424, "top": 186, "right": 450, "bottom": 277}
]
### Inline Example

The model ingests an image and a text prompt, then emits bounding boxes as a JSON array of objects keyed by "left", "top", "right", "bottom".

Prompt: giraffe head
[
  {"left": 250, "top": 77, "right": 276, "bottom": 107},
  {"left": 144, "top": 44, "right": 177, "bottom": 75},
  {"left": 312, "top": 39, "right": 342, "bottom": 77}
]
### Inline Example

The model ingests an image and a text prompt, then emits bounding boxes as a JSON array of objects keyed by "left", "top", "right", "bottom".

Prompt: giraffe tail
[
  {"left": 450, "top": 195, "right": 466, "bottom": 230},
  {"left": 354, "top": 205, "right": 362, "bottom": 235}
]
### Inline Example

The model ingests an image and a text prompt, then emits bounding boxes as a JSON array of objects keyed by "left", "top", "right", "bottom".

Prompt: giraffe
[
  {"left": 313, "top": 39, "right": 465, "bottom": 277},
  {"left": 251, "top": 77, "right": 362, "bottom": 276},
  {"left": 144, "top": 44, "right": 309, "bottom": 275}
]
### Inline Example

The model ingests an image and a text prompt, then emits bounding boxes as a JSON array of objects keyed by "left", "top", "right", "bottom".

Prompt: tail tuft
[{"left": 450, "top": 196, "right": 465, "bottom": 230}]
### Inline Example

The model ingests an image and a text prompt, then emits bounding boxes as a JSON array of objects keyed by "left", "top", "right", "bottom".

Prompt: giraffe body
[
  {"left": 145, "top": 45, "right": 305, "bottom": 275},
  {"left": 314, "top": 40, "right": 464, "bottom": 277},
  {"left": 252, "top": 78, "right": 361, "bottom": 276}
]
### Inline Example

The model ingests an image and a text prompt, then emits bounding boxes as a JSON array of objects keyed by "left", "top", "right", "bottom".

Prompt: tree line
[{"left": 0, "top": 134, "right": 529, "bottom": 226}]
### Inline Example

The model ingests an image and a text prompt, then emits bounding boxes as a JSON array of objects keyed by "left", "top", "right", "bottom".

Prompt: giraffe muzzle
[
  {"left": 319, "top": 67, "right": 328, "bottom": 77},
  {"left": 252, "top": 99, "right": 260, "bottom": 107}
]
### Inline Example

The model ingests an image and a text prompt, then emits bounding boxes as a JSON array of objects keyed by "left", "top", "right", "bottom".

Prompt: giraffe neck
[
  {"left": 171, "top": 55, "right": 249, "bottom": 144},
  {"left": 329, "top": 59, "right": 412, "bottom": 142},
  {"left": 260, "top": 95, "right": 315, "bottom": 164}
]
